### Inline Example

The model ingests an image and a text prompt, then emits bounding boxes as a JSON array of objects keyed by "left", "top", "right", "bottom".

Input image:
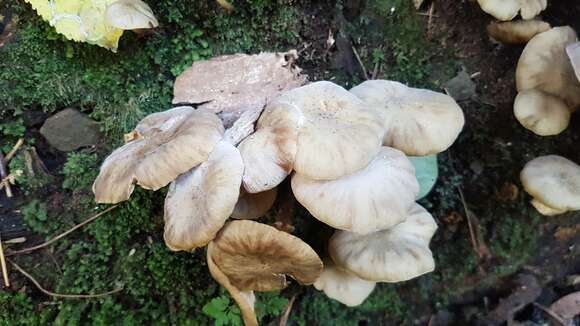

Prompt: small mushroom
[
  {"left": 516, "top": 27, "right": 580, "bottom": 110},
  {"left": 292, "top": 147, "right": 419, "bottom": 234},
  {"left": 313, "top": 262, "right": 376, "bottom": 307},
  {"left": 520, "top": 155, "right": 580, "bottom": 216},
  {"left": 93, "top": 106, "right": 224, "bottom": 204},
  {"left": 231, "top": 188, "right": 278, "bottom": 220},
  {"left": 329, "top": 203, "right": 438, "bottom": 282},
  {"left": 566, "top": 42, "right": 580, "bottom": 82},
  {"left": 105, "top": 0, "right": 159, "bottom": 30},
  {"left": 207, "top": 220, "right": 323, "bottom": 292},
  {"left": 350, "top": 80, "right": 465, "bottom": 156},
  {"left": 513, "top": 89, "right": 572, "bottom": 136},
  {"left": 519, "top": 0, "right": 548, "bottom": 20},
  {"left": 487, "top": 20, "right": 551, "bottom": 45},
  {"left": 476, "top": 0, "right": 547, "bottom": 21}
]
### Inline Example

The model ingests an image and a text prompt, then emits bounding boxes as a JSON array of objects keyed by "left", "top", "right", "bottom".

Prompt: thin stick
[
  {"left": 8, "top": 259, "right": 122, "bottom": 299},
  {"left": 7, "top": 205, "right": 119, "bottom": 256},
  {"left": 457, "top": 187, "right": 479, "bottom": 257},
  {"left": 351, "top": 44, "right": 368, "bottom": 80},
  {"left": 532, "top": 303, "right": 567, "bottom": 326},
  {"left": 0, "top": 236, "right": 10, "bottom": 287},
  {"left": 279, "top": 294, "right": 297, "bottom": 326},
  {"left": 5, "top": 138, "right": 24, "bottom": 162},
  {"left": 0, "top": 152, "right": 13, "bottom": 198}
]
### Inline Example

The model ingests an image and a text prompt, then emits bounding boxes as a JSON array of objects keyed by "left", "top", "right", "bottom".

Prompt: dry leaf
[{"left": 550, "top": 292, "right": 580, "bottom": 321}]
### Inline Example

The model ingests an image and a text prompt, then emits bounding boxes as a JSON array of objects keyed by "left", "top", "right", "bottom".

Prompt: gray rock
[
  {"left": 445, "top": 70, "right": 476, "bottom": 101},
  {"left": 40, "top": 108, "right": 101, "bottom": 152}
]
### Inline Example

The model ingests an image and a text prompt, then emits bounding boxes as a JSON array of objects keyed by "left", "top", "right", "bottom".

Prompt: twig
[
  {"left": 5, "top": 138, "right": 24, "bottom": 162},
  {"left": 457, "top": 187, "right": 479, "bottom": 258},
  {"left": 351, "top": 44, "right": 368, "bottom": 80},
  {"left": 0, "top": 235, "right": 10, "bottom": 287},
  {"left": 7, "top": 205, "right": 119, "bottom": 256},
  {"left": 532, "top": 303, "right": 567, "bottom": 326},
  {"left": 8, "top": 259, "right": 122, "bottom": 299},
  {"left": 0, "top": 152, "right": 13, "bottom": 198},
  {"left": 371, "top": 61, "right": 380, "bottom": 80},
  {"left": 279, "top": 294, "right": 297, "bottom": 326}
]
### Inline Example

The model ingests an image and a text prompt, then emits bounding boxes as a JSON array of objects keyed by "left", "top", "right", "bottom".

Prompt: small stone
[
  {"left": 40, "top": 108, "right": 101, "bottom": 152},
  {"left": 445, "top": 70, "right": 476, "bottom": 101}
]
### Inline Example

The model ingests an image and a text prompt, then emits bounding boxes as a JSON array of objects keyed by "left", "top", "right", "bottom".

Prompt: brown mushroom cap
[
  {"left": 516, "top": 26, "right": 580, "bottom": 109},
  {"left": 487, "top": 20, "right": 551, "bottom": 45},
  {"left": 92, "top": 106, "right": 224, "bottom": 204},
  {"left": 231, "top": 188, "right": 278, "bottom": 220},
  {"left": 514, "top": 89, "right": 572, "bottom": 136},
  {"left": 329, "top": 203, "right": 438, "bottom": 283},
  {"left": 163, "top": 141, "right": 243, "bottom": 251},
  {"left": 208, "top": 220, "right": 323, "bottom": 292}
]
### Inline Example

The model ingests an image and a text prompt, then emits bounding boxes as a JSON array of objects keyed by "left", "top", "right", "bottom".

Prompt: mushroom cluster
[
  {"left": 92, "top": 52, "right": 465, "bottom": 324},
  {"left": 477, "top": 0, "right": 547, "bottom": 21}
]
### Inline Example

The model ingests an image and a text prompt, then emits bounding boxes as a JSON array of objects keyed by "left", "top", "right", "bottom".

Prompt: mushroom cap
[
  {"left": 350, "top": 80, "right": 464, "bottom": 156},
  {"left": 520, "top": 155, "right": 580, "bottom": 212},
  {"left": 487, "top": 20, "right": 551, "bottom": 45},
  {"left": 566, "top": 42, "right": 580, "bottom": 83},
  {"left": 292, "top": 147, "right": 419, "bottom": 234},
  {"left": 516, "top": 27, "right": 580, "bottom": 109},
  {"left": 231, "top": 188, "right": 278, "bottom": 220},
  {"left": 163, "top": 141, "right": 243, "bottom": 251},
  {"left": 514, "top": 89, "right": 572, "bottom": 136},
  {"left": 208, "top": 220, "right": 323, "bottom": 292},
  {"left": 477, "top": 0, "right": 520, "bottom": 21},
  {"left": 519, "top": 0, "right": 547, "bottom": 20},
  {"left": 329, "top": 203, "right": 438, "bottom": 282},
  {"left": 530, "top": 198, "right": 568, "bottom": 216},
  {"left": 105, "top": 0, "right": 159, "bottom": 30},
  {"left": 92, "top": 106, "right": 224, "bottom": 204},
  {"left": 238, "top": 104, "right": 301, "bottom": 193},
  {"left": 313, "top": 263, "right": 376, "bottom": 307},
  {"left": 173, "top": 52, "right": 306, "bottom": 127}
]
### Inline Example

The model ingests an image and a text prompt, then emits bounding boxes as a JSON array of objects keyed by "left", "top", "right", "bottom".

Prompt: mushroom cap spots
[
  {"left": 350, "top": 80, "right": 465, "bottom": 156},
  {"left": 487, "top": 20, "right": 551, "bottom": 45},
  {"left": 208, "top": 220, "right": 323, "bottom": 292},
  {"left": 516, "top": 27, "right": 580, "bottom": 109},
  {"left": 521, "top": 155, "right": 580, "bottom": 213},
  {"left": 514, "top": 89, "right": 572, "bottom": 136},
  {"left": 313, "top": 263, "right": 376, "bottom": 307},
  {"left": 329, "top": 204, "right": 438, "bottom": 283},
  {"left": 105, "top": 0, "right": 158, "bottom": 30},
  {"left": 231, "top": 188, "right": 278, "bottom": 220},
  {"left": 292, "top": 147, "right": 419, "bottom": 234},
  {"left": 92, "top": 106, "right": 224, "bottom": 204},
  {"left": 163, "top": 141, "right": 243, "bottom": 252}
]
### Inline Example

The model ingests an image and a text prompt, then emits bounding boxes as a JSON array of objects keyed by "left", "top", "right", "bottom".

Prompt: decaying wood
[
  {"left": 0, "top": 235, "right": 10, "bottom": 287},
  {"left": 0, "top": 152, "right": 12, "bottom": 198}
]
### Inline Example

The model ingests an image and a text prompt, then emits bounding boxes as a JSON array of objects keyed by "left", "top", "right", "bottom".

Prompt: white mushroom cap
[
  {"left": 313, "top": 262, "right": 376, "bottom": 307},
  {"left": 292, "top": 147, "right": 419, "bottom": 234},
  {"left": 520, "top": 155, "right": 580, "bottom": 215},
  {"left": 350, "top": 80, "right": 464, "bottom": 156},
  {"left": 231, "top": 188, "right": 277, "bottom": 220},
  {"left": 566, "top": 42, "right": 580, "bottom": 83},
  {"left": 163, "top": 141, "right": 243, "bottom": 251},
  {"left": 477, "top": 0, "right": 520, "bottom": 21},
  {"left": 329, "top": 203, "right": 438, "bottom": 282},
  {"left": 514, "top": 89, "right": 572, "bottom": 136},
  {"left": 93, "top": 106, "right": 224, "bottom": 204},
  {"left": 516, "top": 27, "right": 580, "bottom": 109},
  {"left": 519, "top": 0, "right": 548, "bottom": 20},
  {"left": 487, "top": 20, "right": 551, "bottom": 45},
  {"left": 105, "top": 0, "right": 159, "bottom": 30}
]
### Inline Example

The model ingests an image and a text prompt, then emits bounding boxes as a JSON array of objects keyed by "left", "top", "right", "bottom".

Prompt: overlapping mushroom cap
[
  {"left": 231, "top": 188, "right": 278, "bottom": 220},
  {"left": 208, "top": 220, "right": 323, "bottom": 292},
  {"left": 105, "top": 0, "right": 158, "bottom": 30},
  {"left": 313, "top": 263, "right": 376, "bottom": 307},
  {"left": 520, "top": 155, "right": 580, "bottom": 215},
  {"left": 477, "top": 0, "right": 547, "bottom": 21},
  {"left": 292, "top": 147, "right": 419, "bottom": 234},
  {"left": 329, "top": 204, "right": 438, "bottom": 282},
  {"left": 516, "top": 27, "right": 580, "bottom": 109},
  {"left": 487, "top": 20, "right": 551, "bottom": 45},
  {"left": 514, "top": 89, "right": 572, "bottom": 136},
  {"left": 350, "top": 80, "right": 465, "bottom": 156},
  {"left": 566, "top": 42, "right": 580, "bottom": 82},
  {"left": 92, "top": 106, "right": 224, "bottom": 204},
  {"left": 240, "top": 81, "right": 384, "bottom": 192}
]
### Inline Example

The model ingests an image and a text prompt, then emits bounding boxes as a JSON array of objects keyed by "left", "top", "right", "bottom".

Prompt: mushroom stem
[{"left": 274, "top": 180, "right": 295, "bottom": 233}]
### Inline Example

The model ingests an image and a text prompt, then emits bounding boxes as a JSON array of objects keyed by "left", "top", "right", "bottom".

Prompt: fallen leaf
[
  {"left": 496, "top": 182, "right": 519, "bottom": 201},
  {"left": 554, "top": 225, "right": 580, "bottom": 242},
  {"left": 550, "top": 292, "right": 580, "bottom": 321}
]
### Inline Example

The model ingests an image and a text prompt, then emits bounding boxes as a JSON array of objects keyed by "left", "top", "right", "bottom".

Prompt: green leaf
[
  {"left": 409, "top": 155, "right": 438, "bottom": 200},
  {"left": 202, "top": 296, "right": 230, "bottom": 318}
]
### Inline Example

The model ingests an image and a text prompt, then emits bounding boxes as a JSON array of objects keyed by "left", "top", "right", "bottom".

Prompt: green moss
[{"left": 62, "top": 150, "right": 99, "bottom": 191}]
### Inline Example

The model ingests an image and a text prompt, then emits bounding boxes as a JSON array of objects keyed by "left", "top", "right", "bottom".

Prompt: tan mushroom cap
[
  {"left": 566, "top": 42, "right": 580, "bottom": 83},
  {"left": 514, "top": 89, "right": 572, "bottom": 136},
  {"left": 292, "top": 147, "right": 418, "bottom": 234},
  {"left": 207, "top": 246, "right": 258, "bottom": 326},
  {"left": 516, "top": 27, "right": 580, "bottom": 109},
  {"left": 487, "top": 20, "right": 551, "bottom": 45},
  {"left": 329, "top": 203, "right": 438, "bottom": 282},
  {"left": 313, "top": 262, "right": 376, "bottom": 307},
  {"left": 520, "top": 155, "right": 580, "bottom": 215},
  {"left": 350, "top": 80, "right": 465, "bottom": 156},
  {"left": 209, "top": 220, "right": 323, "bottom": 292},
  {"left": 476, "top": 0, "right": 547, "bottom": 21},
  {"left": 163, "top": 141, "right": 243, "bottom": 251},
  {"left": 105, "top": 0, "right": 159, "bottom": 30},
  {"left": 93, "top": 106, "right": 224, "bottom": 204},
  {"left": 231, "top": 188, "right": 277, "bottom": 220}
]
